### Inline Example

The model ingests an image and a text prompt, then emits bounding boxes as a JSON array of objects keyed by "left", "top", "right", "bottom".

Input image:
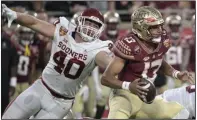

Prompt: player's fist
[
  {"left": 129, "top": 78, "right": 149, "bottom": 100},
  {"left": 2, "top": 4, "right": 17, "bottom": 28},
  {"left": 178, "top": 71, "right": 194, "bottom": 84}
]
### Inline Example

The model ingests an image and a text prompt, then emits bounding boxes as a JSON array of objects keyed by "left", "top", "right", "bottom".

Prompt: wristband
[
  {"left": 122, "top": 81, "right": 131, "bottom": 90},
  {"left": 10, "top": 77, "right": 17, "bottom": 87},
  {"left": 172, "top": 70, "right": 180, "bottom": 79}
]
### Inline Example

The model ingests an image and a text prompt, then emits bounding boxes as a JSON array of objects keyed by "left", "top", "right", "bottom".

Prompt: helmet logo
[
  {"left": 145, "top": 17, "right": 156, "bottom": 23},
  {"left": 163, "top": 39, "right": 171, "bottom": 48},
  {"left": 90, "top": 16, "right": 100, "bottom": 21}
]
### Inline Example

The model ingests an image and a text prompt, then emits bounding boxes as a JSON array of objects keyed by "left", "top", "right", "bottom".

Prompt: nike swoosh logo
[{"left": 158, "top": 53, "right": 163, "bottom": 56}]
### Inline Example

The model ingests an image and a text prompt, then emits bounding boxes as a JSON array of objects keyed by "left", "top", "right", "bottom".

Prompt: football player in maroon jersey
[
  {"left": 154, "top": 14, "right": 184, "bottom": 93},
  {"left": 164, "top": 14, "right": 195, "bottom": 90},
  {"left": 101, "top": 6, "right": 194, "bottom": 119},
  {"left": 10, "top": 26, "right": 38, "bottom": 100}
]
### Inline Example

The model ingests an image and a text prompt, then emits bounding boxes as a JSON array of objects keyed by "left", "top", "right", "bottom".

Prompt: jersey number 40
[{"left": 53, "top": 51, "right": 85, "bottom": 79}]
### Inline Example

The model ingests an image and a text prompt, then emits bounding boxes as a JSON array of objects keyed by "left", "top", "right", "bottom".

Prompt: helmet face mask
[
  {"left": 131, "top": 6, "right": 164, "bottom": 43},
  {"left": 76, "top": 8, "right": 105, "bottom": 42}
]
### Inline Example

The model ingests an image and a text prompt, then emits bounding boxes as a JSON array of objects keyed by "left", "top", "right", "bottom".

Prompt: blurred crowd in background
[{"left": 1, "top": 1, "right": 196, "bottom": 119}]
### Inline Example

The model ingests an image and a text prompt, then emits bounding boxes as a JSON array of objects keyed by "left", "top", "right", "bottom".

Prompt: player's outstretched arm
[
  {"left": 160, "top": 59, "right": 194, "bottom": 84},
  {"left": 2, "top": 4, "right": 55, "bottom": 38},
  {"left": 100, "top": 56, "right": 125, "bottom": 89}
]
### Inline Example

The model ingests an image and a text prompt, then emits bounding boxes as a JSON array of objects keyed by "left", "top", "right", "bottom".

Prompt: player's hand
[
  {"left": 2, "top": 4, "right": 17, "bottom": 28},
  {"left": 177, "top": 71, "right": 195, "bottom": 84},
  {"left": 129, "top": 78, "right": 149, "bottom": 98}
]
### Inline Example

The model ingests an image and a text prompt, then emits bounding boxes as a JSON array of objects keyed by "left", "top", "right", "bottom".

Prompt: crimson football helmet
[
  {"left": 165, "top": 14, "right": 182, "bottom": 39},
  {"left": 76, "top": 8, "right": 105, "bottom": 42}
]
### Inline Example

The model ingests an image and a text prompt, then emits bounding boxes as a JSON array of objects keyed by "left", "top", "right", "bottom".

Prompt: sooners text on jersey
[{"left": 41, "top": 17, "right": 113, "bottom": 98}]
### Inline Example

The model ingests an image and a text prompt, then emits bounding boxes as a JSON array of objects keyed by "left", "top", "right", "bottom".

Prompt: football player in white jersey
[
  {"left": 159, "top": 85, "right": 195, "bottom": 119},
  {"left": 2, "top": 4, "right": 113, "bottom": 119}
]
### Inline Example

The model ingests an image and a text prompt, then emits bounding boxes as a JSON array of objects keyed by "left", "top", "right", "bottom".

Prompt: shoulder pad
[
  {"left": 89, "top": 40, "right": 113, "bottom": 56},
  {"left": 113, "top": 34, "right": 135, "bottom": 60},
  {"left": 91, "top": 39, "right": 113, "bottom": 51},
  {"left": 53, "top": 17, "right": 70, "bottom": 29}
]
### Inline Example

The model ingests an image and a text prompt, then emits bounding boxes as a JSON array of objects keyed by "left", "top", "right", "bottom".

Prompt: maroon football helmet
[
  {"left": 76, "top": 8, "right": 105, "bottom": 42},
  {"left": 165, "top": 14, "right": 182, "bottom": 39}
]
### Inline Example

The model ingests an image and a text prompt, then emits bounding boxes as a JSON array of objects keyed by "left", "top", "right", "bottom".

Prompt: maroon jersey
[
  {"left": 164, "top": 35, "right": 182, "bottom": 70},
  {"left": 16, "top": 47, "right": 37, "bottom": 83},
  {"left": 180, "top": 28, "right": 195, "bottom": 72},
  {"left": 113, "top": 32, "right": 171, "bottom": 83},
  {"left": 165, "top": 28, "right": 194, "bottom": 71}
]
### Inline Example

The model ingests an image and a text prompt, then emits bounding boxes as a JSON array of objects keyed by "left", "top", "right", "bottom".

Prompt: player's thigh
[
  {"left": 108, "top": 89, "right": 142, "bottom": 119},
  {"left": 12, "top": 82, "right": 29, "bottom": 99},
  {"left": 139, "top": 96, "right": 185, "bottom": 119},
  {"left": 35, "top": 93, "right": 74, "bottom": 119},
  {"left": 72, "top": 92, "right": 84, "bottom": 114},
  {"left": 31, "top": 109, "right": 59, "bottom": 119},
  {"left": 2, "top": 83, "right": 41, "bottom": 119}
]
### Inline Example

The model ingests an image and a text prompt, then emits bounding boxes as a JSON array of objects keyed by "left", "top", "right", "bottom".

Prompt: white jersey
[
  {"left": 159, "top": 85, "right": 195, "bottom": 118},
  {"left": 42, "top": 17, "right": 113, "bottom": 98}
]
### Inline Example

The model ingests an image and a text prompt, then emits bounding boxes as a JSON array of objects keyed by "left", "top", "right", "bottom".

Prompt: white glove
[{"left": 2, "top": 4, "right": 17, "bottom": 28}]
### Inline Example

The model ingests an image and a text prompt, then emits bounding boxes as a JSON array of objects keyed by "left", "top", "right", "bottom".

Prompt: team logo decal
[
  {"left": 163, "top": 39, "right": 171, "bottom": 48},
  {"left": 59, "top": 26, "right": 68, "bottom": 36},
  {"left": 145, "top": 17, "right": 156, "bottom": 23},
  {"left": 134, "top": 45, "right": 141, "bottom": 55},
  {"left": 158, "top": 52, "right": 163, "bottom": 56}
]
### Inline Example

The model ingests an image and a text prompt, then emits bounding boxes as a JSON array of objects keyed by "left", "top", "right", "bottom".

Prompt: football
[{"left": 138, "top": 78, "right": 156, "bottom": 104}]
